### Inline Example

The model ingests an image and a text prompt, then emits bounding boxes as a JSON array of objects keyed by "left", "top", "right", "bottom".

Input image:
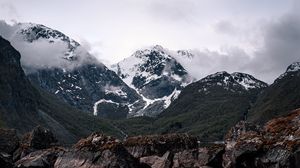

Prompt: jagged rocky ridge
[
  {"left": 1, "top": 108, "right": 299, "bottom": 168},
  {"left": 0, "top": 22, "right": 144, "bottom": 119},
  {"left": 112, "top": 45, "right": 193, "bottom": 116}
]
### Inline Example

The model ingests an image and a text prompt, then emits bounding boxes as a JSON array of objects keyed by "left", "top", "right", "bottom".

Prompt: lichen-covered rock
[
  {"left": 55, "top": 133, "right": 148, "bottom": 168},
  {"left": 14, "top": 147, "right": 64, "bottom": 168},
  {"left": 172, "top": 145, "right": 224, "bottom": 168},
  {"left": 140, "top": 151, "right": 173, "bottom": 168},
  {"left": 124, "top": 133, "right": 198, "bottom": 158},
  {"left": 223, "top": 109, "right": 300, "bottom": 168}
]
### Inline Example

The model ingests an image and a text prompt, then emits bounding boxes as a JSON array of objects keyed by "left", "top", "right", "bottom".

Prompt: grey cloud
[
  {"left": 173, "top": 47, "right": 252, "bottom": 81},
  {"left": 244, "top": 12, "right": 300, "bottom": 82},
  {"left": 0, "top": 20, "right": 97, "bottom": 73},
  {"left": 214, "top": 20, "right": 238, "bottom": 35},
  {"left": 0, "top": 1, "right": 19, "bottom": 22},
  {"left": 176, "top": 11, "right": 300, "bottom": 84},
  {"left": 146, "top": 0, "right": 198, "bottom": 23}
]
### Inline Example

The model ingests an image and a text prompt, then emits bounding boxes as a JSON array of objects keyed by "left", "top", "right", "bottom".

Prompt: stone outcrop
[
  {"left": 124, "top": 133, "right": 198, "bottom": 158},
  {"left": 223, "top": 109, "right": 300, "bottom": 168},
  {"left": 1, "top": 109, "right": 299, "bottom": 168},
  {"left": 124, "top": 133, "right": 224, "bottom": 168},
  {"left": 54, "top": 133, "right": 148, "bottom": 168},
  {"left": 172, "top": 145, "right": 224, "bottom": 168},
  {"left": 13, "top": 126, "right": 58, "bottom": 162},
  {"left": 14, "top": 147, "right": 64, "bottom": 168}
]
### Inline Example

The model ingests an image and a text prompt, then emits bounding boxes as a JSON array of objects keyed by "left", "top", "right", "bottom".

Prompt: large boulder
[
  {"left": 172, "top": 145, "right": 224, "bottom": 168},
  {"left": 124, "top": 134, "right": 198, "bottom": 158},
  {"left": 140, "top": 151, "right": 173, "bottom": 168},
  {"left": 25, "top": 126, "right": 58, "bottom": 150},
  {"left": 13, "top": 126, "right": 58, "bottom": 162},
  {"left": 55, "top": 133, "right": 148, "bottom": 168},
  {"left": 14, "top": 147, "right": 64, "bottom": 168}
]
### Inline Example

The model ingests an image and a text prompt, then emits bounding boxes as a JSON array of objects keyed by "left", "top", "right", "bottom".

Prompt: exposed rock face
[
  {"left": 13, "top": 126, "right": 58, "bottom": 162},
  {"left": 1, "top": 109, "right": 299, "bottom": 168},
  {"left": 140, "top": 151, "right": 173, "bottom": 168},
  {"left": 223, "top": 109, "right": 300, "bottom": 168},
  {"left": 14, "top": 147, "right": 64, "bottom": 168},
  {"left": 24, "top": 126, "right": 58, "bottom": 150},
  {"left": 172, "top": 145, "right": 224, "bottom": 168},
  {"left": 55, "top": 133, "right": 147, "bottom": 168},
  {"left": 123, "top": 134, "right": 198, "bottom": 158}
]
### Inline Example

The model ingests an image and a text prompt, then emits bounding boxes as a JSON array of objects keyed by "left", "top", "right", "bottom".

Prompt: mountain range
[{"left": 1, "top": 21, "right": 300, "bottom": 143}]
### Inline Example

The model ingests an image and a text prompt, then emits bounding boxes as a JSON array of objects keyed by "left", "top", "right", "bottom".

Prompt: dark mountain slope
[
  {"left": 0, "top": 36, "right": 121, "bottom": 143},
  {"left": 248, "top": 62, "right": 300, "bottom": 124},
  {"left": 153, "top": 72, "right": 268, "bottom": 141}
]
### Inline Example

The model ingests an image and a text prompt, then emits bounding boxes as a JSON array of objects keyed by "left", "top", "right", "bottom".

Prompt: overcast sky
[{"left": 0, "top": 0, "right": 299, "bottom": 83}]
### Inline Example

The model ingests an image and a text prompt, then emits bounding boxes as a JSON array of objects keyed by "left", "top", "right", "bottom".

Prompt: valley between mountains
[{"left": 0, "top": 22, "right": 299, "bottom": 168}]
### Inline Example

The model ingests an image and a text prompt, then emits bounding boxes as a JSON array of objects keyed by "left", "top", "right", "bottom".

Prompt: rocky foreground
[{"left": 0, "top": 109, "right": 299, "bottom": 168}]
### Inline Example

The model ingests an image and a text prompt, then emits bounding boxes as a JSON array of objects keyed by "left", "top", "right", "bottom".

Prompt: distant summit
[{"left": 112, "top": 45, "right": 193, "bottom": 116}]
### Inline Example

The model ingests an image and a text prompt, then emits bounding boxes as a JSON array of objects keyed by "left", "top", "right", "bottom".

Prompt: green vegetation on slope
[{"left": 248, "top": 71, "right": 300, "bottom": 124}]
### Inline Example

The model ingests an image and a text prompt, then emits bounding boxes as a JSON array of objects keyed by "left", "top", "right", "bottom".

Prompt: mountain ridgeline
[{"left": 1, "top": 21, "right": 300, "bottom": 143}]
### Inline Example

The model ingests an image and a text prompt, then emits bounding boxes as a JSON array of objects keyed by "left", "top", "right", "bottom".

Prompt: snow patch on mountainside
[
  {"left": 111, "top": 45, "right": 193, "bottom": 116},
  {"left": 93, "top": 99, "right": 119, "bottom": 116},
  {"left": 103, "top": 85, "right": 128, "bottom": 98},
  {"left": 197, "top": 71, "right": 268, "bottom": 92},
  {"left": 231, "top": 72, "right": 268, "bottom": 90}
]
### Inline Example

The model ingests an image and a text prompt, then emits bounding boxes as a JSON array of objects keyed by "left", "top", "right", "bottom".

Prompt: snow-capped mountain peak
[
  {"left": 286, "top": 62, "right": 300, "bottom": 73},
  {"left": 0, "top": 21, "right": 98, "bottom": 72},
  {"left": 231, "top": 72, "right": 268, "bottom": 90},
  {"left": 198, "top": 71, "right": 267, "bottom": 92},
  {"left": 18, "top": 23, "right": 89, "bottom": 62},
  {"left": 277, "top": 62, "right": 300, "bottom": 81},
  {"left": 111, "top": 45, "right": 193, "bottom": 116}
]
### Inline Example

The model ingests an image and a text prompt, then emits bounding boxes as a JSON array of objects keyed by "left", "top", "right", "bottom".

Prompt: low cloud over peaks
[
  {"left": 0, "top": 20, "right": 101, "bottom": 73},
  {"left": 174, "top": 11, "right": 300, "bottom": 84}
]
